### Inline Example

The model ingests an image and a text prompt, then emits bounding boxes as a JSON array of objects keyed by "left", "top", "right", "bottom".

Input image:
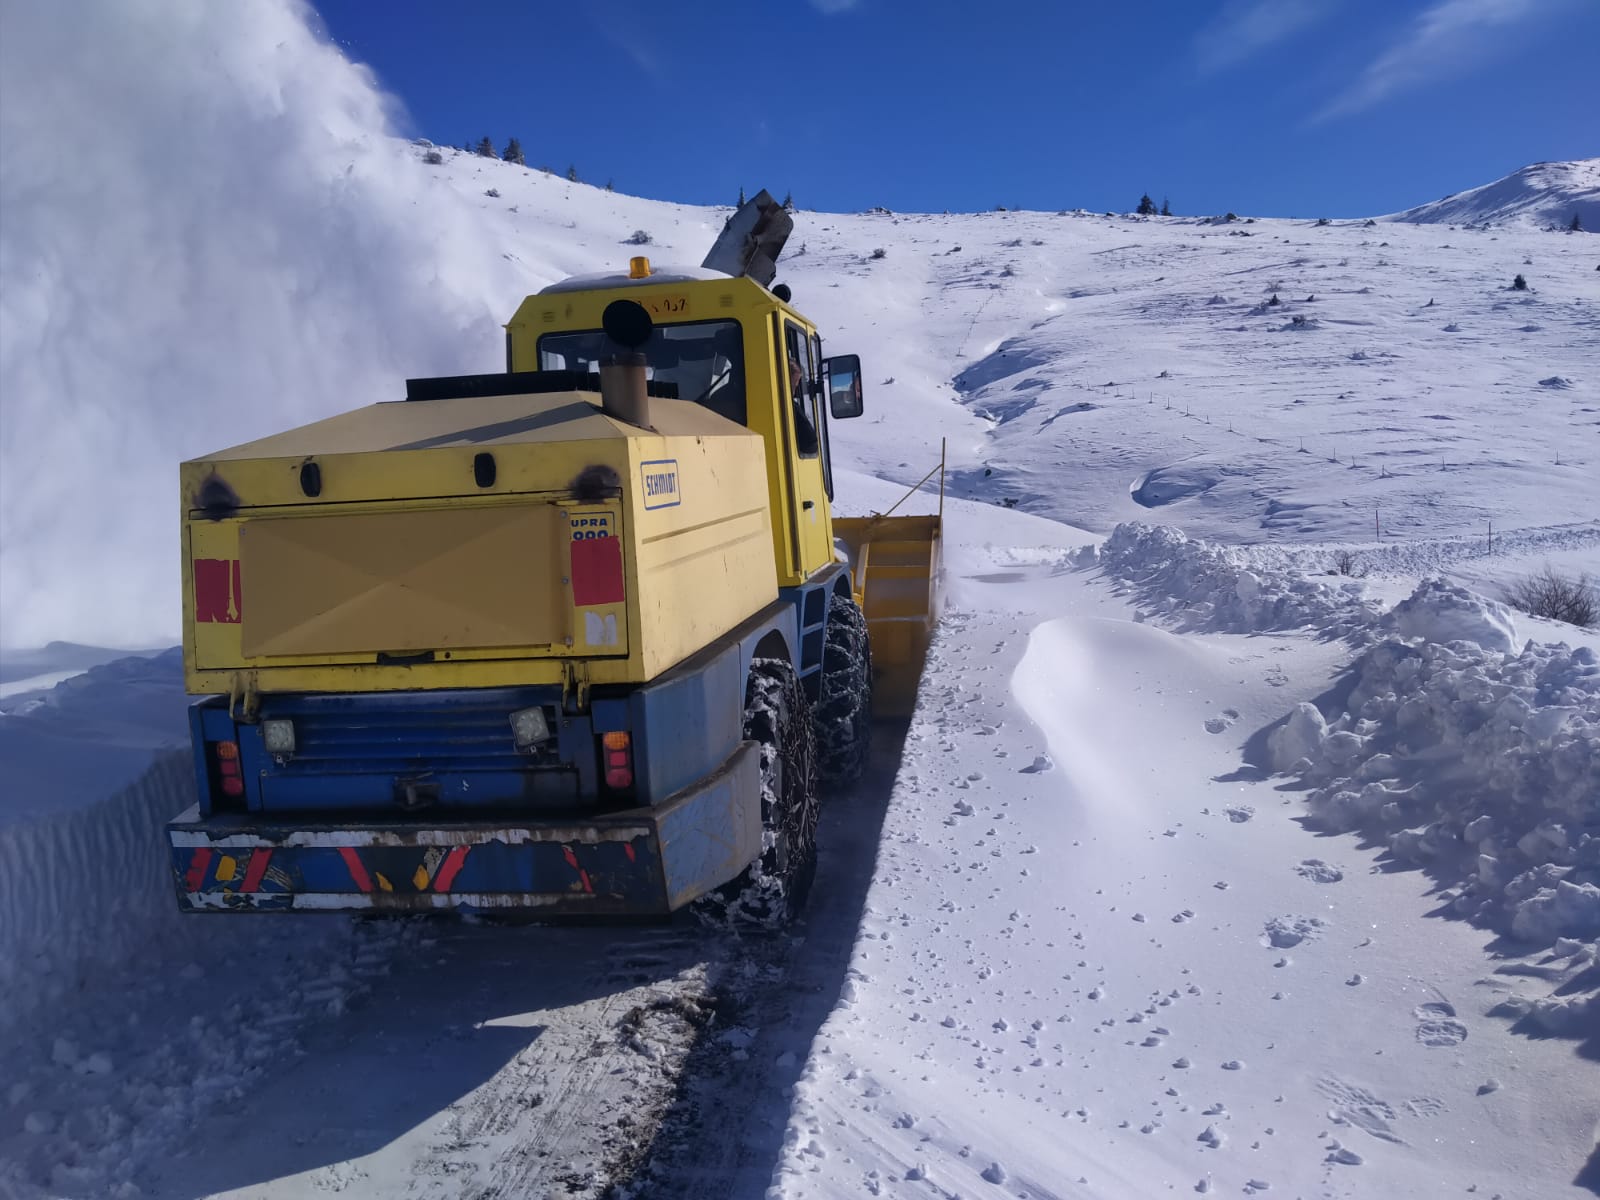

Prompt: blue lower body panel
[{"left": 167, "top": 741, "right": 760, "bottom": 916}]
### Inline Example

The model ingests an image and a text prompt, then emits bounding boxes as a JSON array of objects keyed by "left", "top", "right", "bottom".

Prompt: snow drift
[{"left": 1086, "top": 524, "right": 1600, "bottom": 1028}]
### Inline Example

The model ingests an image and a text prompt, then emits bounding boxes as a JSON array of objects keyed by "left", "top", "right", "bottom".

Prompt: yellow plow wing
[{"left": 835, "top": 444, "right": 945, "bottom": 719}]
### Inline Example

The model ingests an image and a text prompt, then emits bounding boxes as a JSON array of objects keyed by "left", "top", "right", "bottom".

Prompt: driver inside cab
[{"left": 788, "top": 350, "right": 820, "bottom": 455}]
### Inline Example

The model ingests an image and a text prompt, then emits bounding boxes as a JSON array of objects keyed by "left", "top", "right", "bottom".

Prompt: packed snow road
[{"left": 0, "top": 685, "right": 905, "bottom": 1200}]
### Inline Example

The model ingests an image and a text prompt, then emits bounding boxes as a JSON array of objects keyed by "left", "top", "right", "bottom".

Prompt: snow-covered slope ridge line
[{"left": 1390, "top": 158, "right": 1599, "bottom": 229}]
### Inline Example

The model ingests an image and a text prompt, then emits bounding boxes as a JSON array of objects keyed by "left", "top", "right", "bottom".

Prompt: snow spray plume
[{"left": 0, "top": 0, "right": 526, "bottom": 649}]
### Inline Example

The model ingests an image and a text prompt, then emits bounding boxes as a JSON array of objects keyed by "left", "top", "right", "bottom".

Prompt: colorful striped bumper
[{"left": 166, "top": 740, "right": 760, "bottom": 916}]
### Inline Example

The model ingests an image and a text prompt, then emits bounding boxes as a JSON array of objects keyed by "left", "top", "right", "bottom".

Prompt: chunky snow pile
[
  {"left": 1084, "top": 521, "right": 1381, "bottom": 637},
  {"left": 1388, "top": 157, "right": 1599, "bottom": 230},
  {"left": 1384, "top": 578, "right": 1519, "bottom": 653},
  {"left": 1268, "top": 582, "right": 1599, "bottom": 1027}
]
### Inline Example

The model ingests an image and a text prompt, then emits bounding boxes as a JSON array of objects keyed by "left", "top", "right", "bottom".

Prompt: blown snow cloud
[{"left": 0, "top": 0, "right": 524, "bottom": 649}]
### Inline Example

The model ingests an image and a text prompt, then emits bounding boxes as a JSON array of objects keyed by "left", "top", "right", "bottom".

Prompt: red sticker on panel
[
  {"left": 570, "top": 537, "right": 624, "bottom": 607},
  {"left": 194, "top": 558, "right": 242, "bottom": 623}
]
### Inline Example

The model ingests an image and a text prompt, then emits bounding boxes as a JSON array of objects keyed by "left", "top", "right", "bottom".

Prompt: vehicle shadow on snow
[
  {"left": 612, "top": 718, "right": 911, "bottom": 1198},
  {"left": 140, "top": 919, "right": 700, "bottom": 1200}
]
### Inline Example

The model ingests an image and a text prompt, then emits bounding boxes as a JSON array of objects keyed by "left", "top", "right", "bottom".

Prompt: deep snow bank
[
  {"left": 0, "top": 653, "right": 192, "bottom": 1040},
  {"left": 0, "top": 654, "right": 399, "bottom": 1199},
  {"left": 1090, "top": 526, "right": 1600, "bottom": 1030},
  {"left": 1267, "top": 584, "right": 1600, "bottom": 1030}
]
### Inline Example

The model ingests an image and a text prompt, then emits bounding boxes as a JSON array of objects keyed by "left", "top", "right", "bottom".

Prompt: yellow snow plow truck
[{"left": 167, "top": 191, "right": 940, "bottom": 923}]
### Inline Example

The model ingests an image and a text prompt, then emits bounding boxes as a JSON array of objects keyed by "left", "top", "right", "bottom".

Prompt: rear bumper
[{"left": 167, "top": 740, "right": 760, "bottom": 916}]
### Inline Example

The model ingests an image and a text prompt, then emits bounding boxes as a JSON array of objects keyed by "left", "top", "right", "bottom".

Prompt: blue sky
[{"left": 312, "top": 0, "right": 1597, "bottom": 218}]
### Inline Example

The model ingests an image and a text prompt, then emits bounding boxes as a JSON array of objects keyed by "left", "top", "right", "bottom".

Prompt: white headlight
[
  {"left": 510, "top": 706, "right": 551, "bottom": 748},
  {"left": 262, "top": 719, "right": 296, "bottom": 756}
]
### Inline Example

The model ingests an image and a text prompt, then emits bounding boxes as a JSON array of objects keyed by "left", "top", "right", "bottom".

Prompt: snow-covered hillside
[
  {"left": 2, "top": 5, "right": 1597, "bottom": 1196},
  {"left": 1390, "top": 158, "right": 1599, "bottom": 230}
]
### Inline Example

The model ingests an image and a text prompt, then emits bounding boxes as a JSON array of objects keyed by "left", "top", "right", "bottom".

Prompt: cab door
[{"left": 779, "top": 318, "right": 834, "bottom": 578}]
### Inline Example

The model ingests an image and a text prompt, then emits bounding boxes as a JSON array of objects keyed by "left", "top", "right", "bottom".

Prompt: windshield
[{"left": 537, "top": 320, "right": 746, "bottom": 425}]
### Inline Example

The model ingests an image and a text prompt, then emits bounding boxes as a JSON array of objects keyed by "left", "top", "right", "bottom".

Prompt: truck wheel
[
  {"left": 695, "top": 658, "right": 819, "bottom": 928},
  {"left": 815, "top": 592, "right": 872, "bottom": 791}
]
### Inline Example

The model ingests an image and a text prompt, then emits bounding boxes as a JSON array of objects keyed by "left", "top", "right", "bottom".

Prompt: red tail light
[
  {"left": 601, "top": 731, "right": 633, "bottom": 790},
  {"left": 213, "top": 740, "right": 245, "bottom": 798}
]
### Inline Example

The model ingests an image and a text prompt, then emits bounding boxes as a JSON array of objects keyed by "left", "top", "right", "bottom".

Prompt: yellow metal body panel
[
  {"left": 239, "top": 504, "right": 571, "bottom": 659},
  {"left": 833, "top": 515, "right": 942, "bottom": 718},
  {"left": 507, "top": 274, "right": 836, "bottom": 590},
  {"left": 181, "top": 388, "right": 775, "bottom": 696}
]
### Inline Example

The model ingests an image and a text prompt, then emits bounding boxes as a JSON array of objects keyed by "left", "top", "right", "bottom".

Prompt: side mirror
[{"left": 824, "top": 354, "right": 865, "bottom": 419}]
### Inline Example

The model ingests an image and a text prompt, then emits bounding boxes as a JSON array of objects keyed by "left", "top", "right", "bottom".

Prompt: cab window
[
  {"left": 537, "top": 319, "right": 745, "bottom": 425},
  {"left": 782, "top": 321, "right": 820, "bottom": 458}
]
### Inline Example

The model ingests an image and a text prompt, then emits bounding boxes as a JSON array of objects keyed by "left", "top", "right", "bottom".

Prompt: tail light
[
  {"left": 212, "top": 739, "right": 245, "bottom": 799},
  {"left": 601, "top": 731, "right": 633, "bottom": 790}
]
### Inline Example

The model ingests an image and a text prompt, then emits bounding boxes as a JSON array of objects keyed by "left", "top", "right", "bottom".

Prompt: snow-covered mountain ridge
[{"left": 1390, "top": 157, "right": 1599, "bottom": 230}]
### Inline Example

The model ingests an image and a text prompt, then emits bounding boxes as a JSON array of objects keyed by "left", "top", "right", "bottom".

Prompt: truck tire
[
  {"left": 695, "top": 658, "right": 819, "bottom": 928},
  {"left": 815, "top": 592, "right": 872, "bottom": 791}
]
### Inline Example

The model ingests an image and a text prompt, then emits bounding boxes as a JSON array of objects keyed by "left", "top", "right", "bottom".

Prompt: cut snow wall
[{"left": 0, "top": 750, "right": 194, "bottom": 1041}]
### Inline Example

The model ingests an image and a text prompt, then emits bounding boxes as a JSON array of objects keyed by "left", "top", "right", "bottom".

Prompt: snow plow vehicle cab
[{"left": 167, "top": 192, "right": 941, "bottom": 920}]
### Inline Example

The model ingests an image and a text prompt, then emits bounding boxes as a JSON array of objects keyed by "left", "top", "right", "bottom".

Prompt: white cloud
[
  {"left": 0, "top": 0, "right": 527, "bottom": 648},
  {"left": 809, "top": 0, "right": 860, "bottom": 13},
  {"left": 1194, "top": 0, "right": 1339, "bottom": 73},
  {"left": 1316, "top": 0, "right": 1577, "bottom": 121}
]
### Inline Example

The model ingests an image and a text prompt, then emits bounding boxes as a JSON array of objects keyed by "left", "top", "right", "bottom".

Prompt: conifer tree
[
  {"left": 502, "top": 137, "right": 525, "bottom": 165},
  {"left": 1137, "top": 193, "right": 1157, "bottom": 216},
  {"left": 566, "top": 164, "right": 580, "bottom": 182},
  {"left": 1160, "top": 197, "right": 1172, "bottom": 217},
  {"left": 475, "top": 136, "right": 494, "bottom": 157}
]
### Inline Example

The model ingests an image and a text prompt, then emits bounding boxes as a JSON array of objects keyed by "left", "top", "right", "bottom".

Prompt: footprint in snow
[
  {"left": 1225, "top": 805, "right": 1255, "bottom": 823},
  {"left": 1413, "top": 1002, "right": 1467, "bottom": 1047},
  {"left": 1204, "top": 709, "right": 1240, "bottom": 734},
  {"left": 1295, "top": 859, "right": 1344, "bottom": 883},
  {"left": 1019, "top": 754, "right": 1053, "bottom": 773},
  {"left": 1262, "top": 916, "right": 1325, "bottom": 949}
]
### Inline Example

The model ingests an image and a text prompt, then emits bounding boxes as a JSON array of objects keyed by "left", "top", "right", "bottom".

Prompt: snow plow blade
[
  {"left": 834, "top": 513, "right": 942, "bottom": 718},
  {"left": 166, "top": 740, "right": 760, "bottom": 916}
]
